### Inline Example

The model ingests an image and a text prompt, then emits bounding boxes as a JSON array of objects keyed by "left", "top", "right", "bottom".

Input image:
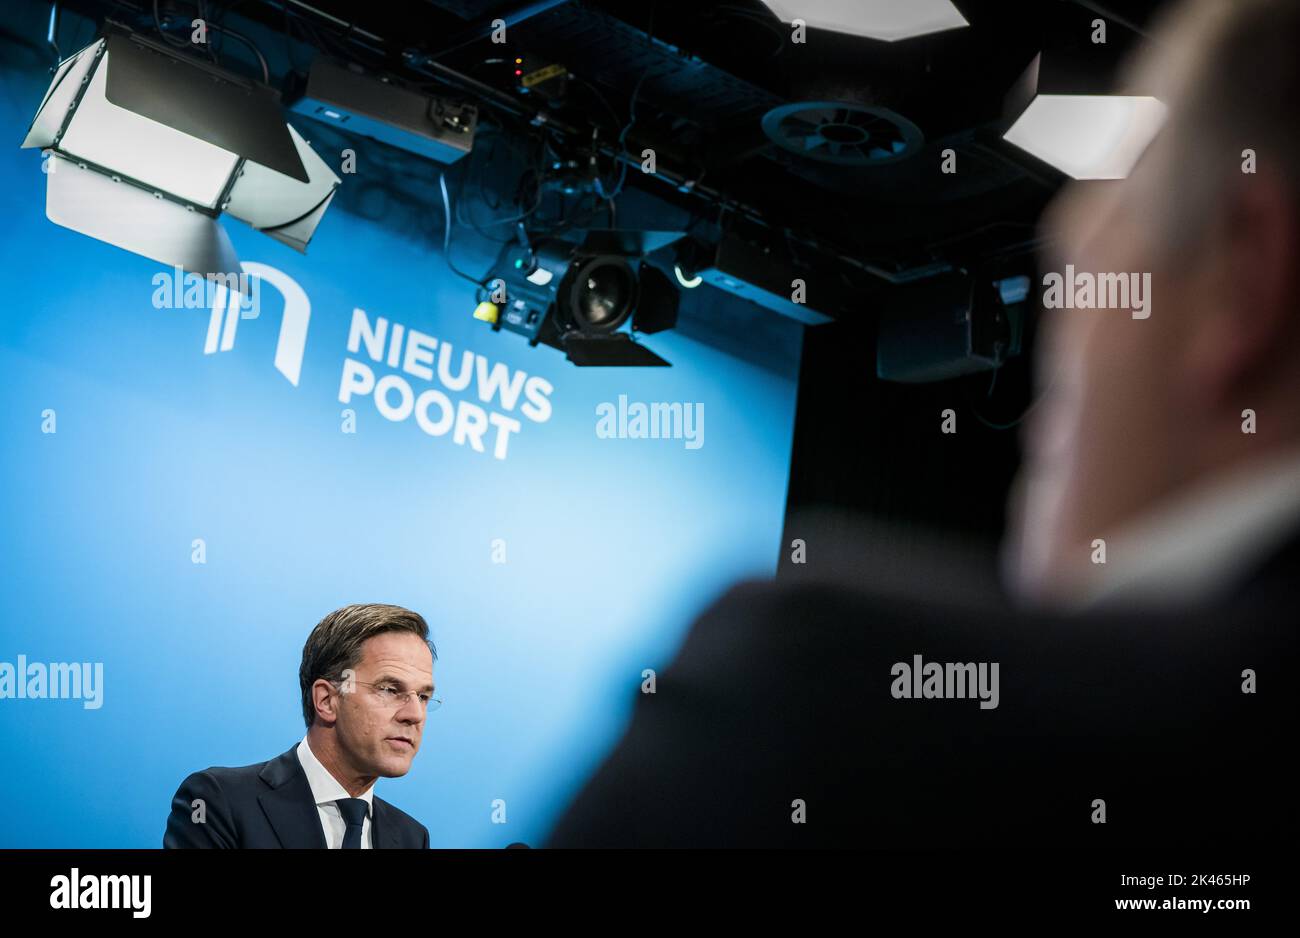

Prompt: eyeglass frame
[{"left": 329, "top": 677, "right": 443, "bottom": 712}]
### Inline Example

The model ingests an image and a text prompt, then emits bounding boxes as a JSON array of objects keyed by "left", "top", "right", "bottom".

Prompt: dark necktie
[{"left": 336, "top": 798, "right": 368, "bottom": 849}]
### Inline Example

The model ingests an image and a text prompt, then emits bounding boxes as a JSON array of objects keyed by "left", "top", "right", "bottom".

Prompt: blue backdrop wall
[{"left": 0, "top": 7, "right": 803, "bottom": 847}]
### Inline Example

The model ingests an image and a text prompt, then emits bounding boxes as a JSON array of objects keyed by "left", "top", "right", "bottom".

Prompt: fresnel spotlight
[{"left": 476, "top": 230, "right": 685, "bottom": 367}]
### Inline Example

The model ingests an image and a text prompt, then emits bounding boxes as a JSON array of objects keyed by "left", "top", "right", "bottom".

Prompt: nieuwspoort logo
[
  {"left": 203, "top": 261, "right": 310, "bottom": 386},
  {"left": 182, "top": 262, "right": 555, "bottom": 460}
]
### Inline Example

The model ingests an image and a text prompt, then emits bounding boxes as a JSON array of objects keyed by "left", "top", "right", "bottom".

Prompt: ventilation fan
[{"left": 761, "top": 101, "right": 922, "bottom": 166}]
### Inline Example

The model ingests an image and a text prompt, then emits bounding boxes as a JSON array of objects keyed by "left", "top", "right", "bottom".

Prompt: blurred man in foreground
[
  {"left": 1005, "top": 0, "right": 1300, "bottom": 608},
  {"left": 548, "top": 0, "right": 1299, "bottom": 847}
]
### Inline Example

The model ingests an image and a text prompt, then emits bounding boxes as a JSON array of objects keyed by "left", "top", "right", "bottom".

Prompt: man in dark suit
[
  {"left": 547, "top": 0, "right": 1300, "bottom": 848},
  {"left": 164, "top": 604, "right": 437, "bottom": 848},
  {"left": 546, "top": 517, "right": 1296, "bottom": 847}
]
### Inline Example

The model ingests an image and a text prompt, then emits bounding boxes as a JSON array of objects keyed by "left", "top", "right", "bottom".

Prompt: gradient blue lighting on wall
[{"left": 0, "top": 19, "right": 803, "bottom": 848}]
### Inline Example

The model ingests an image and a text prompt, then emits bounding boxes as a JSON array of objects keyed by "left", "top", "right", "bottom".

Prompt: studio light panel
[
  {"left": 758, "top": 0, "right": 969, "bottom": 42},
  {"left": 21, "top": 27, "right": 339, "bottom": 278}
]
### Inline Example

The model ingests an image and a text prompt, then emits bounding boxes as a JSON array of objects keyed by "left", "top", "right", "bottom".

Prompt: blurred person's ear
[{"left": 1186, "top": 165, "right": 1300, "bottom": 411}]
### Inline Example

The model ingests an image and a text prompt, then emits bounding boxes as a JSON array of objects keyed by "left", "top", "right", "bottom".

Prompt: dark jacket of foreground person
[{"left": 547, "top": 526, "right": 1298, "bottom": 848}]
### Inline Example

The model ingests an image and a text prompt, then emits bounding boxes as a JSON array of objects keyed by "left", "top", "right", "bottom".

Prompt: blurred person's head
[
  {"left": 299, "top": 603, "right": 436, "bottom": 791},
  {"left": 1005, "top": 0, "right": 1300, "bottom": 603}
]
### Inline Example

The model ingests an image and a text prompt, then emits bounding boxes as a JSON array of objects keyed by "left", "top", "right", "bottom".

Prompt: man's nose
[{"left": 395, "top": 698, "right": 424, "bottom": 722}]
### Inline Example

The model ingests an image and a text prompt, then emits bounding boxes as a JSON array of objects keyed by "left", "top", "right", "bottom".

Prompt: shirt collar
[
  {"left": 1071, "top": 445, "right": 1300, "bottom": 609},
  {"left": 296, "top": 736, "right": 375, "bottom": 813}
]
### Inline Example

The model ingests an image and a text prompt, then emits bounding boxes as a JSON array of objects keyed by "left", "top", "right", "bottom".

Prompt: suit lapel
[
  {"left": 257, "top": 745, "right": 328, "bottom": 849},
  {"left": 371, "top": 799, "right": 401, "bottom": 849}
]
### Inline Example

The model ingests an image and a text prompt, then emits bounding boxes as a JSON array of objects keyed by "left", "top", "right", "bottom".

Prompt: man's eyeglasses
[{"left": 333, "top": 679, "right": 443, "bottom": 712}]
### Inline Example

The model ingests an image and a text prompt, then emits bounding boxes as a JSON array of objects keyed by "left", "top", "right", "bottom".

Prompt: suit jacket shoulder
[
  {"left": 164, "top": 745, "right": 430, "bottom": 848},
  {"left": 374, "top": 796, "right": 430, "bottom": 849},
  {"left": 549, "top": 557, "right": 1297, "bottom": 847},
  {"left": 163, "top": 753, "right": 281, "bottom": 849}
]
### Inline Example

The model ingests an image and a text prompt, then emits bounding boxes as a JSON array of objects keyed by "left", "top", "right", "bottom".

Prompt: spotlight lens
[
  {"left": 574, "top": 261, "right": 634, "bottom": 331},
  {"left": 576, "top": 265, "right": 633, "bottom": 327},
  {"left": 557, "top": 255, "right": 638, "bottom": 333}
]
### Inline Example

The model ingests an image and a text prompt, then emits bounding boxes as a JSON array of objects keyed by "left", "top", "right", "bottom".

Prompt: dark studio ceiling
[
  {"left": 269, "top": 0, "right": 1169, "bottom": 276},
  {"left": 36, "top": 0, "right": 1172, "bottom": 294}
]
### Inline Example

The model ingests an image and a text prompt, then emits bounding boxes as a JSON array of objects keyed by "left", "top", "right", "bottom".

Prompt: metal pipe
[{"left": 426, "top": 0, "right": 572, "bottom": 62}]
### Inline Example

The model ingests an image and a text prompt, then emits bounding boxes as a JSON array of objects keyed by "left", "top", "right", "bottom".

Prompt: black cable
[
  {"left": 288, "top": 8, "right": 387, "bottom": 72},
  {"left": 967, "top": 382, "right": 1038, "bottom": 431},
  {"left": 535, "top": 188, "right": 609, "bottom": 236},
  {"left": 438, "top": 171, "right": 489, "bottom": 289},
  {"left": 594, "top": 68, "right": 650, "bottom": 202},
  {"left": 207, "top": 0, "right": 269, "bottom": 78},
  {"left": 153, "top": 0, "right": 192, "bottom": 48},
  {"left": 965, "top": 353, "right": 1056, "bottom": 432},
  {"left": 569, "top": 76, "right": 624, "bottom": 133},
  {"left": 455, "top": 157, "right": 514, "bottom": 243},
  {"left": 458, "top": 129, "right": 549, "bottom": 238},
  {"left": 593, "top": 3, "right": 659, "bottom": 204},
  {"left": 152, "top": 0, "right": 269, "bottom": 80},
  {"left": 210, "top": 24, "right": 269, "bottom": 81}
]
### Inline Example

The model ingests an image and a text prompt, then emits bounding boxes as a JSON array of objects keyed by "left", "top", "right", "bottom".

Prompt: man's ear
[
  {"left": 312, "top": 679, "right": 339, "bottom": 726},
  {"left": 1197, "top": 166, "right": 1299, "bottom": 404}
]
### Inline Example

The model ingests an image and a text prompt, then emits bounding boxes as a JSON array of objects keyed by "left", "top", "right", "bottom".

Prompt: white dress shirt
[
  {"left": 296, "top": 736, "right": 375, "bottom": 849},
  {"left": 1071, "top": 445, "right": 1300, "bottom": 609}
]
